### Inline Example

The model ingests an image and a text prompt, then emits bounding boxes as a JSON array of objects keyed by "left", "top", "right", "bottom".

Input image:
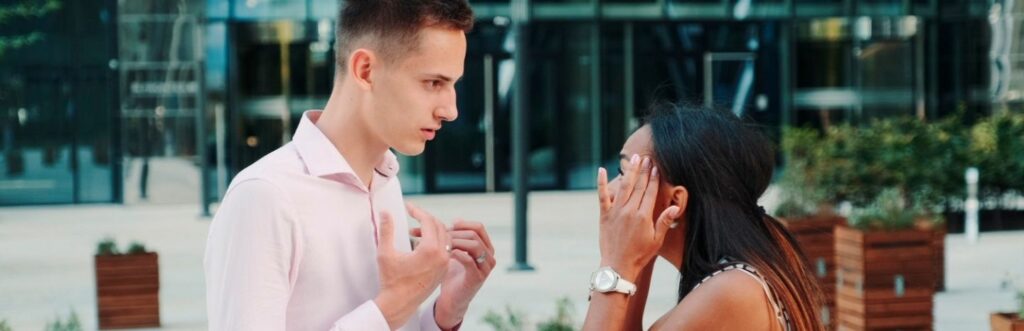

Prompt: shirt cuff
[
  {"left": 419, "top": 301, "right": 462, "bottom": 331},
  {"left": 334, "top": 300, "right": 391, "bottom": 331}
]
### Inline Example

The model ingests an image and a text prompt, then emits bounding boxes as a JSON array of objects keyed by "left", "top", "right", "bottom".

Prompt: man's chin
[{"left": 392, "top": 143, "right": 427, "bottom": 156}]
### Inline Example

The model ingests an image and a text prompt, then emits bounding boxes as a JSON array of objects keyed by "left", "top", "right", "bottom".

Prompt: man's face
[{"left": 366, "top": 26, "right": 466, "bottom": 156}]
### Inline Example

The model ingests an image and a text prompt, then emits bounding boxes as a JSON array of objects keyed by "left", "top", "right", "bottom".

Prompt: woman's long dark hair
[{"left": 645, "top": 103, "right": 824, "bottom": 330}]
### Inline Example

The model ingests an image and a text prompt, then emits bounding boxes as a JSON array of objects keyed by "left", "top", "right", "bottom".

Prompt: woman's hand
[{"left": 597, "top": 154, "right": 682, "bottom": 279}]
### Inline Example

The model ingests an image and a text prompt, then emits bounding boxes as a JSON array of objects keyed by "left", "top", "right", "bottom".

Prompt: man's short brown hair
[{"left": 336, "top": 0, "right": 474, "bottom": 73}]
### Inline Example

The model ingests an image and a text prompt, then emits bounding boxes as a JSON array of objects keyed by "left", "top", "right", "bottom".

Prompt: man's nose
[{"left": 437, "top": 89, "right": 458, "bottom": 122}]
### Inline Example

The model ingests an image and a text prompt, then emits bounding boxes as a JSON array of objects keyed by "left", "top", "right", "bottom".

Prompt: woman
[{"left": 583, "top": 104, "right": 824, "bottom": 330}]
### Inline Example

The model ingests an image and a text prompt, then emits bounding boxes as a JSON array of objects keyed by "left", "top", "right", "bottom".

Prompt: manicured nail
[
  {"left": 642, "top": 157, "right": 651, "bottom": 169},
  {"left": 651, "top": 166, "right": 658, "bottom": 178},
  {"left": 631, "top": 154, "right": 640, "bottom": 165}
]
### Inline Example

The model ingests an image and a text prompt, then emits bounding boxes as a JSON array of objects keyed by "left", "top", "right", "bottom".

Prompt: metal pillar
[{"left": 510, "top": 0, "right": 534, "bottom": 272}]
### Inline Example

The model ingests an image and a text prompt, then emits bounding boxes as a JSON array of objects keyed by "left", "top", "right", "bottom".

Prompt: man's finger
[
  {"left": 450, "top": 231, "right": 492, "bottom": 257},
  {"left": 452, "top": 220, "right": 495, "bottom": 253},
  {"left": 406, "top": 204, "right": 439, "bottom": 249},
  {"left": 433, "top": 215, "right": 450, "bottom": 252},
  {"left": 450, "top": 250, "right": 485, "bottom": 274},
  {"left": 451, "top": 238, "right": 487, "bottom": 262}
]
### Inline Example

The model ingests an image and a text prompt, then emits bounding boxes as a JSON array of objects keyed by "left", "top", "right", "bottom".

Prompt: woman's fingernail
[
  {"left": 631, "top": 154, "right": 640, "bottom": 165},
  {"left": 642, "top": 157, "right": 650, "bottom": 169},
  {"left": 651, "top": 166, "right": 658, "bottom": 178}
]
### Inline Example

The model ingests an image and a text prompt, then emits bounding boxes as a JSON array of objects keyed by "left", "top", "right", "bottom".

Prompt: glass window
[
  {"left": 75, "top": 68, "right": 118, "bottom": 203},
  {"left": 526, "top": 22, "right": 598, "bottom": 190},
  {"left": 426, "top": 22, "right": 511, "bottom": 192},
  {"left": 205, "top": 23, "right": 228, "bottom": 92},
  {"left": 1, "top": 0, "right": 117, "bottom": 205},
  {"left": 311, "top": 0, "right": 339, "bottom": 20},
  {"left": 207, "top": 0, "right": 229, "bottom": 20},
  {"left": 234, "top": 0, "right": 306, "bottom": 20}
]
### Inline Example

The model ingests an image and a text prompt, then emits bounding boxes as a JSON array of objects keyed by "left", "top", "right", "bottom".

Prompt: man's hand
[
  {"left": 410, "top": 211, "right": 496, "bottom": 330},
  {"left": 374, "top": 205, "right": 451, "bottom": 330}
]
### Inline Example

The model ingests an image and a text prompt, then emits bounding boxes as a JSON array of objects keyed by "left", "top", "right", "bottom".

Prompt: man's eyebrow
[{"left": 424, "top": 73, "right": 456, "bottom": 83}]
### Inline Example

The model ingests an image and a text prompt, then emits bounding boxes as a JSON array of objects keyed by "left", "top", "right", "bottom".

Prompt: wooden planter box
[
  {"left": 991, "top": 313, "right": 1024, "bottom": 331},
  {"left": 835, "top": 226, "right": 936, "bottom": 331},
  {"left": 780, "top": 214, "right": 845, "bottom": 330},
  {"left": 931, "top": 226, "right": 946, "bottom": 292},
  {"left": 95, "top": 253, "right": 160, "bottom": 329}
]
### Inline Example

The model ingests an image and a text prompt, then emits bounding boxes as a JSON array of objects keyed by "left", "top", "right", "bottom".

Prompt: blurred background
[
  {"left": 2, "top": 0, "right": 1024, "bottom": 330},
  {"left": 1, "top": 0, "right": 1020, "bottom": 206}
]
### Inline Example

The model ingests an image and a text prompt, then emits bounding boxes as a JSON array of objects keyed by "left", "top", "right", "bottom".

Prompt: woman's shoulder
[{"left": 651, "top": 269, "right": 776, "bottom": 331}]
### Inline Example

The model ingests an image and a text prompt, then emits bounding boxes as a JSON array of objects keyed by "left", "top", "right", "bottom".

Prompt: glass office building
[{"left": 0, "top": 0, "right": 1019, "bottom": 205}]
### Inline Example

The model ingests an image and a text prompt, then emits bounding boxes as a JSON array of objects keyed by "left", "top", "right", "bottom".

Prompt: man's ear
[
  {"left": 347, "top": 48, "right": 376, "bottom": 91},
  {"left": 668, "top": 185, "right": 689, "bottom": 219}
]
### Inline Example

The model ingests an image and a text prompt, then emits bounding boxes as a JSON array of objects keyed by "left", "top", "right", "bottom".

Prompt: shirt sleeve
[
  {"left": 330, "top": 300, "right": 391, "bottom": 330},
  {"left": 204, "top": 178, "right": 301, "bottom": 331},
  {"left": 418, "top": 301, "right": 442, "bottom": 331}
]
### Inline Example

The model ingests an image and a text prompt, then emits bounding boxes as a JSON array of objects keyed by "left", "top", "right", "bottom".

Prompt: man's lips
[{"left": 421, "top": 128, "right": 438, "bottom": 140}]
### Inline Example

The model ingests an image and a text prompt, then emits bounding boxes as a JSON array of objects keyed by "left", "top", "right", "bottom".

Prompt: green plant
[
  {"left": 776, "top": 127, "right": 828, "bottom": 219},
  {"left": 847, "top": 188, "right": 920, "bottom": 230},
  {"left": 43, "top": 310, "right": 80, "bottom": 331},
  {"left": 96, "top": 238, "right": 150, "bottom": 256},
  {"left": 482, "top": 306, "right": 526, "bottom": 331},
  {"left": 1017, "top": 288, "right": 1024, "bottom": 319},
  {"left": 126, "top": 241, "right": 148, "bottom": 254},
  {"left": 482, "top": 297, "right": 577, "bottom": 331},
  {"left": 969, "top": 110, "right": 1024, "bottom": 204},
  {"left": 95, "top": 237, "right": 119, "bottom": 256},
  {"left": 537, "top": 297, "right": 575, "bottom": 331},
  {"left": 0, "top": 0, "right": 62, "bottom": 59},
  {"left": 0, "top": 318, "right": 12, "bottom": 331},
  {"left": 799, "top": 116, "right": 968, "bottom": 225},
  {"left": 773, "top": 198, "right": 817, "bottom": 219}
]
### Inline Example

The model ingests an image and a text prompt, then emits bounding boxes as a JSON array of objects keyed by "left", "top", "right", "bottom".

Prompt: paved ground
[{"left": 1, "top": 191, "right": 1022, "bottom": 330}]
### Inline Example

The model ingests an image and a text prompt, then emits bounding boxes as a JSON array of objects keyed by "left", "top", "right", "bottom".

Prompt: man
[{"left": 204, "top": 1, "right": 495, "bottom": 330}]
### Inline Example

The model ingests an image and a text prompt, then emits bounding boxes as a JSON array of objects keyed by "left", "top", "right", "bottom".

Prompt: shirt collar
[{"left": 292, "top": 110, "right": 400, "bottom": 181}]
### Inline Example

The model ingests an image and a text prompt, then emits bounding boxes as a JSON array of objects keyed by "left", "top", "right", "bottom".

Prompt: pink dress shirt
[{"left": 204, "top": 110, "right": 442, "bottom": 330}]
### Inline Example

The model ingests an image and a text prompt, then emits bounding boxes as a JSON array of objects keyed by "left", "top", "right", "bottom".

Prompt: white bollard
[{"left": 965, "top": 167, "right": 980, "bottom": 244}]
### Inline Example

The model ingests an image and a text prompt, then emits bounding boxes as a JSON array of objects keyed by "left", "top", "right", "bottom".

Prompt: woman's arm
[
  {"left": 583, "top": 157, "right": 679, "bottom": 330},
  {"left": 623, "top": 260, "right": 655, "bottom": 330}
]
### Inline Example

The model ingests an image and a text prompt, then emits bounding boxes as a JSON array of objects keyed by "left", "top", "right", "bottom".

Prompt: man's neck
[{"left": 316, "top": 87, "right": 388, "bottom": 189}]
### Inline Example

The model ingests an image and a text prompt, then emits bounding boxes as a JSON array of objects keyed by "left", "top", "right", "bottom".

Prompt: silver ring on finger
[
  {"left": 475, "top": 252, "right": 487, "bottom": 264},
  {"left": 445, "top": 244, "right": 452, "bottom": 253}
]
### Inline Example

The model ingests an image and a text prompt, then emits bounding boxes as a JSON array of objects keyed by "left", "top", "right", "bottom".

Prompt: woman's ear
[{"left": 668, "top": 185, "right": 689, "bottom": 219}]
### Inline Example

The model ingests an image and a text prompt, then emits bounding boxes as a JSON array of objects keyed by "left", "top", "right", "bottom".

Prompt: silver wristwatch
[{"left": 589, "top": 266, "right": 637, "bottom": 296}]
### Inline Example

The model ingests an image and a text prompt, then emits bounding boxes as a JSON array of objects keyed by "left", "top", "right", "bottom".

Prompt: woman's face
[
  {"left": 607, "top": 125, "right": 688, "bottom": 267},
  {"left": 609, "top": 125, "right": 672, "bottom": 217}
]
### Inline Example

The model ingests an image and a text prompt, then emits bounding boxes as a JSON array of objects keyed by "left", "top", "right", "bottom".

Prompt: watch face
[{"left": 594, "top": 269, "right": 616, "bottom": 291}]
